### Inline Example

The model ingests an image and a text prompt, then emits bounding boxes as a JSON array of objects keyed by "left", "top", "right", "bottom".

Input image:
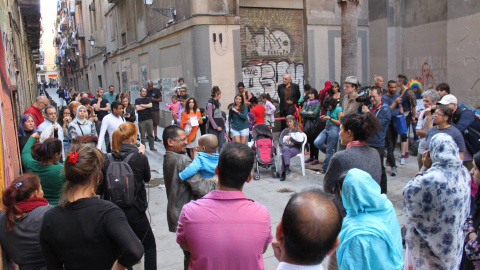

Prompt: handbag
[
  {"left": 303, "top": 118, "right": 321, "bottom": 138},
  {"left": 392, "top": 113, "right": 408, "bottom": 135}
]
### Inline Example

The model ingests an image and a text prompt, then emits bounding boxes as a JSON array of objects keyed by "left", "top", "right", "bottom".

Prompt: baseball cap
[
  {"left": 437, "top": 94, "right": 457, "bottom": 105},
  {"left": 343, "top": 76, "right": 358, "bottom": 85}
]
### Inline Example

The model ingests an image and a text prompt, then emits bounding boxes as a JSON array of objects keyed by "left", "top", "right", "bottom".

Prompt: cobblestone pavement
[{"left": 45, "top": 88, "right": 417, "bottom": 269}]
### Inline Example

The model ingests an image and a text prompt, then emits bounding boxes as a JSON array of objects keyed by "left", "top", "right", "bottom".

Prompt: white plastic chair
[{"left": 277, "top": 132, "right": 308, "bottom": 176}]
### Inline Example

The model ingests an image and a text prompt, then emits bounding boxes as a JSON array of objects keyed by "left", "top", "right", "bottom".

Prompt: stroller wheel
[{"left": 253, "top": 174, "right": 261, "bottom": 181}]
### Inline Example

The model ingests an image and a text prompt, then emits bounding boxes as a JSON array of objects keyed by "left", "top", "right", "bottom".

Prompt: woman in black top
[
  {"left": 120, "top": 93, "right": 136, "bottom": 123},
  {"left": 99, "top": 122, "right": 156, "bottom": 270},
  {"left": 40, "top": 144, "right": 143, "bottom": 270},
  {"left": 18, "top": 114, "right": 36, "bottom": 153}
]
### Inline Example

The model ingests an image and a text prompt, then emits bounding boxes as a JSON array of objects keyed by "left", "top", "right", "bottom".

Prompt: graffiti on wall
[
  {"left": 406, "top": 56, "right": 447, "bottom": 90},
  {"left": 240, "top": 8, "right": 304, "bottom": 99},
  {"left": 157, "top": 77, "right": 180, "bottom": 111},
  {"left": 141, "top": 66, "right": 148, "bottom": 88}
]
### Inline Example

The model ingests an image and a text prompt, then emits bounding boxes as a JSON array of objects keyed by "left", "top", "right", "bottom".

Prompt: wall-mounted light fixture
[
  {"left": 144, "top": 0, "right": 176, "bottom": 25},
  {"left": 88, "top": 35, "right": 106, "bottom": 53}
]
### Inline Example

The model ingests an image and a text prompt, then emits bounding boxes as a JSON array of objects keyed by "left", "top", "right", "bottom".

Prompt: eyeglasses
[
  {"left": 46, "top": 112, "right": 57, "bottom": 116},
  {"left": 172, "top": 137, "right": 188, "bottom": 142}
]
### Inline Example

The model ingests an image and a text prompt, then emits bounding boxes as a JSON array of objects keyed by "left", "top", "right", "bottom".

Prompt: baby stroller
[{"left": 251, "top": 124, "right": 278, "bottom": 180}]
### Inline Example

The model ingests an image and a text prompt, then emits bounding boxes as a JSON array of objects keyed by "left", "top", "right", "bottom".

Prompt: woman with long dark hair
[
  {"left": 180, "top": 97, "right": 203, "bottom": 158},
  {"left": 120, "top": 93, "right": 136, "bottom": 123},
  {"left": 206, "top": 86, "right": 226, "bottom": 152},
  {"left": 228, "top": 94, "right": 249, "bottom": 144},
  {"left": 57, "top": 106, "right": 72, "bottom": 152},
  {"left": 18, "top": 114, "right": 37, "bottom": 153},
  {"left": 300, "top": 89, "right": 321, "bottom": 165},
  {"left": 40, "top": 144, "right": 143, "bottom": 269},
  {"left": 21, "top": 133, "right": 64, "bottom": 205},
  {"left": 0, "top": 174, "right": 52, "bottom": 270}
]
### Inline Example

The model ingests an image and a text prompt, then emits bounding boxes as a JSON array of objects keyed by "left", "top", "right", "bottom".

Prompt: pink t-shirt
[{"left": 176, "top": 190, "right": 273, "bottom": 270}]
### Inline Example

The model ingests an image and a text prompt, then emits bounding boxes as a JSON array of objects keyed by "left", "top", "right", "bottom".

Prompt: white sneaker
[{"left": 400, "top": 157, "right": 405, "bottom": 165}]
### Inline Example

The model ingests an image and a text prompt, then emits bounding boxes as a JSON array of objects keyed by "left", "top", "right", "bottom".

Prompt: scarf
[
  {"left": 75, "top": 105, "right": 87, "bottom": 125},
  {"left": 346, "top": 140, "right": 367, "bottom": 149},
  {"left": 208, "top": 98, "right": 220, "bottom": 109},
  {"left": 307, "top": 99, "right": 319, "bottom": 106},
  {"left": 17, "top": 197, "right": 49, "bottom": 213}
]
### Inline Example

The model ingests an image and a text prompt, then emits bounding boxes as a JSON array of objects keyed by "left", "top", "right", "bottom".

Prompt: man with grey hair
[
  {"left": 278, "top": 74, "right": 300, "bottom": 130},
  {"left": 415, "top": 89, "right": 440, "bottom": 169},
  {"left": 24, "top": 96, "right": 49, "bottom": 128}
]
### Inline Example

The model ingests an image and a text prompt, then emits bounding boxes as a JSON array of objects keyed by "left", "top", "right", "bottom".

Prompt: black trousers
[
  {"left": 124, "top": 207, "right": 157, "bottom": 270},
  {"left": 385, "top": 124, "right": 397, "bottom": 168},
  {"left": 372, "top": 146, "right": 388, "bottom": 194}
]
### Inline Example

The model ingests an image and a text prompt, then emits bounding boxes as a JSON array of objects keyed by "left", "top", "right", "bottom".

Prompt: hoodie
[
  {"left": 179, "top": 152, "right": 219, "bottom": 180},
  {"left": 337, "top": 168, "right": 403, "bottom": 270}
]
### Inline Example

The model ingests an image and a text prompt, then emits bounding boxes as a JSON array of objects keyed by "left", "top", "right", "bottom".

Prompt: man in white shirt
[
  {"left": 272, "top": 189, "right": 342, "bottom": 270},
  {"left": 97, "top": 101, "right": 125, "bottom": 151},
  {"left": 38, "top": 105, "right": 64, "bottom": 142}
]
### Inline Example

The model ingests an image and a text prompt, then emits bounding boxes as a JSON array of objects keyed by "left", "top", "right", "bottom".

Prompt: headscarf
[
  {"left": 337, "top": 168, "right": 403, "bottom": 270},
  {"left": 18, "top": 114, "right": 36, "bottom": 136},
  {"left": 75, "top": 105, "right": 87, "bottom": 125},
  {"left": 403, "top": 133, "right": 470, "bottom": 269}
]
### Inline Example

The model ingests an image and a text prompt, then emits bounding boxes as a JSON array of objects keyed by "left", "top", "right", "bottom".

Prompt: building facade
[
  {"left": 63, "top": 0, "right": 369, "bottom": 126},
  {"left": 0, "top": 0, "right": 41, "bottom": 185}
]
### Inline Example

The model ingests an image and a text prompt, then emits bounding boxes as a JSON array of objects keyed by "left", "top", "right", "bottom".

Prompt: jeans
[
  {"left": 124, "top": 208, "right": 157, "bottom": 270},
  {"left": 208, "top": 127, "right": 225, "bottom": 153},
  {"left": 138, "top": 119, "right": 154, "bottom": 148},
  {"left": 281, "top": 146, "right": 301, "bottom": 172},
  {"left": 314, "top": 125, "right": 340, "bottom": 171}
]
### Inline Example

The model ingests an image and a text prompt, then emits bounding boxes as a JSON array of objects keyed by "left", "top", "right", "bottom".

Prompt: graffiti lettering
[
  {"left": 242, "top": 61, "right": 304, "bottom": 99},
  {"left": 246, "top": 27, "right": 291, "bottom": 57},
  {"left": 406, "top": 56, "right": 447, "bottom": 90}
]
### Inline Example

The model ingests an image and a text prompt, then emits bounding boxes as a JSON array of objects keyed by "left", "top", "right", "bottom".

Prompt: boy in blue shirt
[{"left": 179, "top": 134, "right": 219, "bottom": 182}]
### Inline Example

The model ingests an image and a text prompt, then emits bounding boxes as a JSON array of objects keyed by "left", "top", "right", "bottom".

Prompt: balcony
[
  {"left": 76, "top": 23, "right": 85, "bottom": 39},
  {"left": 19, "top": 0, "right": 41, "bottom": 50}
]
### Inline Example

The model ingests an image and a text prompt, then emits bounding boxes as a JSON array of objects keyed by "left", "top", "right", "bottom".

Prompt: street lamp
[
  {"left": 88, "top": 35, "right": 106, "bottom": 53},
  {"left": 144, "top": 0, "right": 176, "bottom": 25}
]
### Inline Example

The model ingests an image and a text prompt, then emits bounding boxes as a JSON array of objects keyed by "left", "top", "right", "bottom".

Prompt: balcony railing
[{"left": 76, "top": 23, "right": 85, "bottom": 39}]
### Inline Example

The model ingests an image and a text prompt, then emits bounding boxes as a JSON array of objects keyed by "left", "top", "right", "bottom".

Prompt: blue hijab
[{"left": 337, "top": 168, "right": 403, "bottom": 270}]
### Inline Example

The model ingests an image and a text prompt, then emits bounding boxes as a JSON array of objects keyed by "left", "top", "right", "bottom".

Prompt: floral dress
[{"left": 403, "top": 133, "right": 471, "bottom": 269}]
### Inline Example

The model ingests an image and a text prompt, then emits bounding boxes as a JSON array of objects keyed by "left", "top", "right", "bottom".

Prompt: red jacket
[{"left": 24, "top": 105, "right": 44, "bottom": 128}]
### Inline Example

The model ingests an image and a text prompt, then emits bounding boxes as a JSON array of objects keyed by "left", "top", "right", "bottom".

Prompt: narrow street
[{"left": 47, "top": 88, "right": 418, "bottom": 269}]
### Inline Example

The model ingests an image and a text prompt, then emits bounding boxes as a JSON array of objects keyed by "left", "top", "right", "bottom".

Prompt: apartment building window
[{"left": 98, "top": 75, "right": 102, "bottom": 88}]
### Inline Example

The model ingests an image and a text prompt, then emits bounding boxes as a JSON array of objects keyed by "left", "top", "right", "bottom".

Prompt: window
[{"left": 98, "top": 75, "right": 102, "bottom": 88}]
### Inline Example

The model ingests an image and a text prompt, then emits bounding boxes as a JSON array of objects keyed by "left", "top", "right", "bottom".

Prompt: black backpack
[{"left": 105, "top": 153, "right": 136, "bottom": 208}]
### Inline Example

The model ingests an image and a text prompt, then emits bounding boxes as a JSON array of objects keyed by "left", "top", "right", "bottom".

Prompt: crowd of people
[{"left": 3, "top": 74, "right": 480, "bottom": 270}]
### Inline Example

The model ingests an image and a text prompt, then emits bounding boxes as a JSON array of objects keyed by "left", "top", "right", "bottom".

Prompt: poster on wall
[
  {"left": 158, "top": 78, "right": 180, "bottom": 111},
  {"left": 141, "top": 66, "right": 148, "bottom": 88},
  {"left": 240, "top": 8, "right": 305, "bottom": 99}
]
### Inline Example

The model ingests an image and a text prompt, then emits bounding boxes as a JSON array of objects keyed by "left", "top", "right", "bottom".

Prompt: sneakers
[
  {"left": 305, "top": 158, "right": 313, "bottom": 163},
  {"left": 398, "top": 154, "right": 410, "bottom": 159},
  {"left": 391, "top": 167, "right": 397, "bottom": 176},
  {"left": 315, "top": 170, "right": 326, "bottom": 175},
  {"left": 150, "top": 147, "right": 158, "bottom": 151},
  {"left": 311, "top": 159, "right": 319, "bottom": 165},
  {"left": 400, "top": 157, "right": 405, "bottom": 165},
  {"left": 154, "top": 136, "right": 162, "bottom": 142}
]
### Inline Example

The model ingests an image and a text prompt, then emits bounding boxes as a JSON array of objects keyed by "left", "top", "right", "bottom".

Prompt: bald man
[
  {"left": 146, "top": 80, "right": 163, "bottom": 141},
  {"left": 278, "top": 74, "right": 300, "bottom": 130},
  {"left": 24, "top": 96, "right": 49, "bottom": 128},
  {"left": 374, "top": 75, "right": 387, "bottom": 95},
  {"left": 272, "top": 189, "right": 342, "bottom": 269}
]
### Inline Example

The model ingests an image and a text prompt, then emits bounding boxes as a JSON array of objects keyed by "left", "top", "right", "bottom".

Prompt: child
[
  {"left": 166, "top": 95, "right": 181, "bottom": 121},
  {"left": 199, "top": 108, "right": 207, "bottom": 135},
  {"left": 285, "top": 97, "right": 297, "bottom": 118},
  {"left": 250, "top": 96, "right": 265, "bottom": 125},
  {"left": 260, "top": 93, "right": 276, "bottom": 127},
  {"left": 179, "top": 134, "right": 219, "bottom": 183}
]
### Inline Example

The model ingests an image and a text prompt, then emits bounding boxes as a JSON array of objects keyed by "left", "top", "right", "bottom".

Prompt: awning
[{"left": 48, "top": 74, "right": 58, "bottom": 78}]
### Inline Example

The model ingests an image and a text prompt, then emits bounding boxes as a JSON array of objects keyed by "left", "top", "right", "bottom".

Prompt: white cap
[
  {"left": 343, "top": 76, "right": 358, "bottom": 85},
  {"left": 438, "top": 94, "right": 457, "bottom": 105}
]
